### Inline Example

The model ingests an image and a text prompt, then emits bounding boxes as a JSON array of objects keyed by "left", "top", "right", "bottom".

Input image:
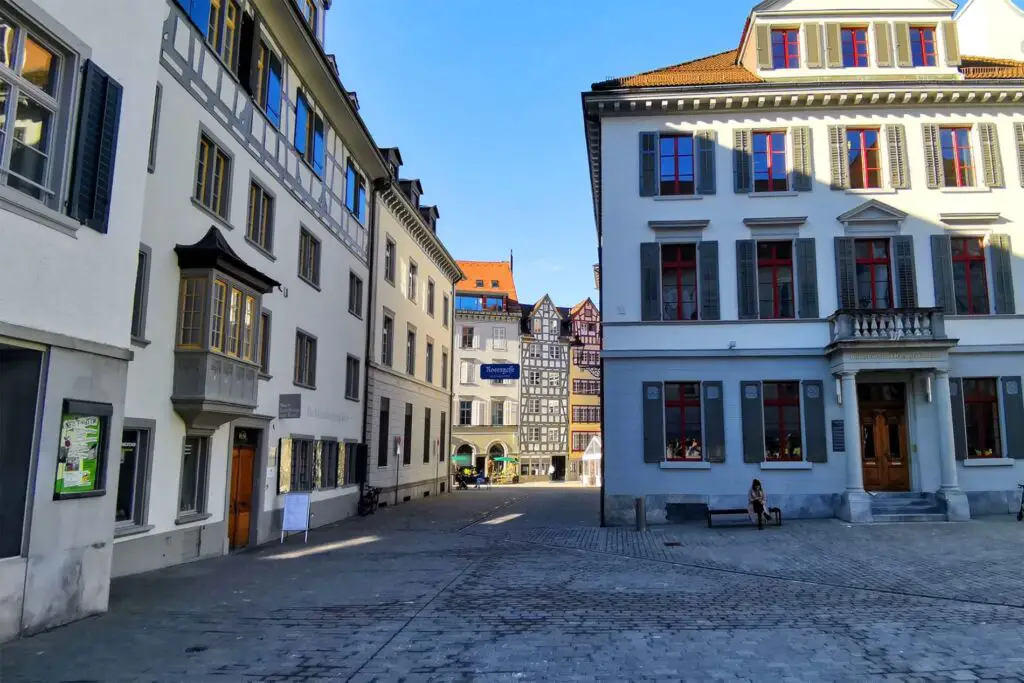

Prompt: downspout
[
  {"left": 445, "top": 281, "right": 457, "bottom": 493},
  {"left": 362, "top": 180, "right": 384, "bottom": 484}
]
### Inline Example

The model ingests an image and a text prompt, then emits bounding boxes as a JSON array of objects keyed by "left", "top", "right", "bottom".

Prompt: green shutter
[
  {"left": 930, "top": 235, "right": 956, "bottom": 315},
  {"left": 792, "top": 126, "right": 813, "bottom": 192},
  {"left": 949, "top": 379, "right": 967, "bottom": 461},
  {"left": 643, "top": 382, "right": 665, "bottom": 463},
  {"left": 68, "top": 60, "right": 123, "bottom": 234},
  {"left": 834, "top": 237, "right": 857, "bottom": 310},
  {"left": 893, "top": 235, "right": 917, "bottom": 308},
  {"left": 803, "top": 381, "right": 827, "bottom": 463},
  {"left": 699, "top": 241, "right": 720, "bottom": 321},
  {"left": 942, "top": 21, "right": 961, "bottom": 66},
  {"left": 825, "top": 23, "right": 842, "bottom": 68},
  {"left": 704, "top": 382, "right": 726, "bottom": 464},
  {"left": 1003, "top": 377, "right": 1024, "bottom": 459},
  {"left": 874, "top": 22, "right": 894, "bottom": 67},
  {"left": 922, "top": 124, "right": 943, "bottom": 189},
  {"left": 1015, "top": 122, "right": 1024, "bottom": 188},
  {"left": 796, "top": 238, "right": 819, "bottom": 319},
  {"left": 886, "top": 124, "right": 910, "bottom": 190},
  {"left": 828, "top": 125, "right": 849, "bottom": 190},
  {"left": 697, "top": 130, "right": 717, "bottom": 195},
  {"left": 639, "top": 132, "right": 659, "bottom": 197},
  {"left": 991, "top": 234, "right": 1016, "bottom": 314},
  {"left": 741, "top": 381, "right": 765, "bottom": 464},
  {"left": 756, "top": 24, "right": 772, "bottom": 69},
  {"left": 805, "top": 23, "right": 823, "bottom": 69},
  {"left": 895, "top": 22, "right": 912, "bottom": 67},
  {"left": 979, "top": 122, "right": 1005, "bottom": 188},
  {"left": 736, "top": 240, "right": 758, "bottom": 320},
  {"left": 640, "top": 242, "right": 662, "bottom": 321},
  {"left": 733, "top": 129, "right": 752, "bottom": 193}
]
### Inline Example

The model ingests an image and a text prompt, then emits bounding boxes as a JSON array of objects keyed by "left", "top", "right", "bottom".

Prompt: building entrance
[{"left": 858, "top": 383, "right": 910, "bottom": 492}]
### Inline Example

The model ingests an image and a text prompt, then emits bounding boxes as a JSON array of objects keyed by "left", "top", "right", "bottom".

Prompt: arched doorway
[{"left": 488, "top": 443, "right": 505, "bottom": 475}]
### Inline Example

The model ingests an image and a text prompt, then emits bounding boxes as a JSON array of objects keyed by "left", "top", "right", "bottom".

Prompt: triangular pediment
[
  {"left": 753, "top": 0, "right": 956, "bottom": 14},
  {"left": 837, "top": 199, "right": 908, "bottom": 225}
]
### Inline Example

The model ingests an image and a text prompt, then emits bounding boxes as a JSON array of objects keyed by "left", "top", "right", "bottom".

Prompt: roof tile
[
  {"left": 455, "top": 260, "right": 518, "bottom": 300},
  {"left": 592, "top": 49, "right": 761, "bottom": 90}
]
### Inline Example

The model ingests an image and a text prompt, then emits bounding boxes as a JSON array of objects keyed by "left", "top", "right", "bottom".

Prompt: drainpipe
[
  {"left": 361, "top": 181, "right": 383, "bottom": 485},
  {"left": 446, "top": 281, "right": 456, "bottom": 492}
]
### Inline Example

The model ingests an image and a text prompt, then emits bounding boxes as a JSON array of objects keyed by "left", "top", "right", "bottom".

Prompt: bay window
[{"left": 771, "top": 29, "right": 800, "bottom": 69}]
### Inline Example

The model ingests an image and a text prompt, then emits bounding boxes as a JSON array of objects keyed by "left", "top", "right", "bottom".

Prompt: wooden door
[
  {"left": 861, "top": 409, "right": 909, "bottom": 491},
  {"left": 228, "top": 445, "right": 256, "bottom": 549}
]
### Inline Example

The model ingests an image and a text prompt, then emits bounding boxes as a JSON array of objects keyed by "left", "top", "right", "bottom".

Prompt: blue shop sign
[{"left": 480, "top": 363, "right": 520, "bottom": 381}]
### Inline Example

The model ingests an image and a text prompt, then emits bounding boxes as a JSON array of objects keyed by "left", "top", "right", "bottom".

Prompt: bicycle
[
  {"left": 357, "top": 485, "right": 380, "bottom": 517},
  {"left": 1017, "top": 483, "right": 1023, "bottom": 522}
]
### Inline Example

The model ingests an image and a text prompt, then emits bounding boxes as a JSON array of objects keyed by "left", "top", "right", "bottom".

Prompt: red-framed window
[
  {"left": 660, "top": 244, "right": 698, "bottom": 321},
  {"left": 847, "top": 128, "right": 881, "bottom": 189},
  {"left": 664, "top": 382, "right": 702, "bottom": 461},
  {"left": 854, "top": 239, "right": 893, "bottom": 309},
  {"left": 951, "top": 237, "right": 990, "bottom": 315},
  {"left": 757, "top": 241, "right": 795, "bottom": 319},
  {"left": 771, "top": 29, "right": 800, "bottom": 69},
  {"left": 841, "top": 27, "right": 869, "bottom": 67},
  {"left": 762, "top": 382, "right": 802, "bottom": 461},
  {"left": 659, "top": 134, "right": 695, "bottom": 196},
  {"left": 752, "top": 131, "right": 787, "bottom": 193},
  {"left": 963, "top": 378, "right": 1001, "bottom": 458},
  {"left": 909, "top": 27, "right": 936, "bottom": 67},
  {"left": 940, "top": 127, "right": 975, "bottom": 188}
]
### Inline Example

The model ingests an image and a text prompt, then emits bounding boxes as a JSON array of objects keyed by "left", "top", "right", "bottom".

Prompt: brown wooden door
[
  {"left": 861, "top": 409, "right": 909, "bottom": 491},
  {"left": 228, "top": 445, "right": 256, "bottom": 549}
]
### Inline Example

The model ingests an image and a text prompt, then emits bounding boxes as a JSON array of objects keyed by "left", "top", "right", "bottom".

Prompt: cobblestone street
[{"left": 3, "top": 487, "right": 1024, "bottom": 682}]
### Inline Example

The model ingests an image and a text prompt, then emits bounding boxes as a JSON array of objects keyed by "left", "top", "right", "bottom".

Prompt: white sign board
[{"left": 280, "top": 492, "right": 311, "bottom": 543}]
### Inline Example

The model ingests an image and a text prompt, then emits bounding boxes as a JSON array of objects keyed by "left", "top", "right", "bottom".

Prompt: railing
[{"left": 828, "top": 308, "right": 946, "bottom": 344}]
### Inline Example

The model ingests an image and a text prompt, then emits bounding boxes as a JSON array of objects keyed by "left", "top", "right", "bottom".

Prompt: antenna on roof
[{"left": 510, "top": 249, "right": 514, "bottom": 273}]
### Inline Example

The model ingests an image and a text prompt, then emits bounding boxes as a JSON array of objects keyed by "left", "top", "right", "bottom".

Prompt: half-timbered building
[{"left": 568, "top": 299, "right": 602, "bottom": 481}]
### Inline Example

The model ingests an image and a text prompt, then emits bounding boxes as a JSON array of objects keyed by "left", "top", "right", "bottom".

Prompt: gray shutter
[
  {"left": 697, "top": 130, "right": 717, "bottom": 195},
  {"left": 640, "top": 242, "right": 662, "bottom": 321},
  {"left": 979, "top": 122, "right": 1005, "bottom": 188},
  {"left": 1003, "top": 377, "right": 1024, "bottom": 459},
  {"left": 741, "top": 381, "right": 765, "bottom": 464},
  {"left": 886, "top": 124, "right": 910, "bottom": 190},
  {"left": 991, "top": 234, "right": 1016, "bottom": 314},
  {"left": 941, "top": 21, "right": 961, "bottom": 66},
  {"left": 825, "top": 23, "right": 842, "bottom": 68},
  {"left": 874, "top": 22, "right": 894, "bottom": 67},
  {"left": 949, "top": 379, "right": 967, "bottom": 461},
  {"left": 1015, "top": 122, "right": 1024, "bottom": 188},
  {"left": 736, "top": 240, "right": 758, "bottom": 320},
  {"left": 834, "top": 237, "right": 857, "bottom": 310},
  {"left": 828, "top": 125, "right": 849, "bottom": 190},
  {"left": 796, "top": 238, "right": 819, "bottom": 319},
  {"left": 802, "top": 380, "right": 827, "bottom": 463},
  {"left": 756, "top": 24, "right": 772, "bottom": 69},
  {"left": 699, "top": 241, "right": 720, "bottom": 321},
  {"left": 792, "top": 126, "right": 813, "bottom": 192},
  {"left": 895, "top": 22, "right": 912, "bottom": 67},
  {"left": 733, "top": 129, "right": 752, "bottom": 193},
  {"left": 642, "top": 382, "right": 665, "bottom": 463},
  {"left": 922, "top": 124, "right": 943, "bottom": 189},
  {"left": 893, "top": 235, "right": 917, "bottom": 308},
  {"left": 704, "top": 382, "right": 725, "bottom": 464},
  {"left": 930, "top": 235, "right": 956, "bottom": 315},
  {"left": 68, "top": 60, "right": 123, "bottom": 234},
  {"left": 805, "top": 23, "right": 824, "bottom": 68},
  {"left": 639, "top": 132, "right": 659, "bottom": 197}
]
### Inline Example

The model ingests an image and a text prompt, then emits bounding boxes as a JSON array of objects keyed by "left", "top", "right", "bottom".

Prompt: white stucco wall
[
  {"left": 957, "top": 0, "right": 1024, "bottom": 61},
  {"left": 452, "top": 314, "right": 522, "bottom": 450}
]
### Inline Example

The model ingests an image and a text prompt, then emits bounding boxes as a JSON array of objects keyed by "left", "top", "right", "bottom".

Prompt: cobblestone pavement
[{"left": 3, "top": 486, "right": 1024, "bottom": 682}]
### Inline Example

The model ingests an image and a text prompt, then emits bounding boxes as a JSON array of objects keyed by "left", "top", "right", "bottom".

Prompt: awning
[{"left": 492, "top": 456, "right": 517, "bottom": 462}]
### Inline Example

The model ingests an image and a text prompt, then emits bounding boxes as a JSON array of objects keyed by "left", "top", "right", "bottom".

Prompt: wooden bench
[{"left": 707, "top": 506, "right": 782, "bottom": 528}]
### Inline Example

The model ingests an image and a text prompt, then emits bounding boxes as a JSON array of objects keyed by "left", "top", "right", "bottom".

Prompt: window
[
  {"left": 661, "top": 244, "right": 698, "bottom": 321},
  {"left": 384, "top": 239, "right": 396, "bottom": 284},
  {"left": 294, "top": 330, "right": 317, "bottom": 388},
  {"left": 847, "top": 129, "right": 881, "bottom": 190},
  {"left": 406, "top": 328, "right": 416, "bottom": 376},
  {"left": 208, "top": 0, "right": 240, "bottom": 68},
  {"left": 763, "top": 382, "right": 802, "bottom": 461},
  {"left": 757, "top": 242, "right": 795, "bottom": 319},
  {"left": 459, "top": 400, "right": 472, "bottom": 426},
  {"left": 427, "top": 279, "right": 436, "bottom": 316},
  {"left": 407, "top": 261, "right": 418, "bottom": 301},
  {"left": 177, "top": 277, "right": 206, "bottom": 347},
  {"left": 572, "top": 431, "right": 600, "bottom": 452},
  {"left": 320, "top": 440, "right": 340, "bottom": 489},
  {"left": 294, "top": 91, "right": 325, "bottom": 176},
  {"left": 492, "top": 400, "right": 504, "bottom": 426},
  {"left": 572, "top": 406, "right": 601, "bottom": 423},
  {"left": 302, "top": 0, "right": 318, "bottom": 33},
  {"left": 532, "top": 318, "right": 542, "bottom": 334},
  {"left": 148, "top": 84, "right": 162, "bottom": 173},
  {"left": 255, "top": 42, "right": 283, "bottom": 128},
  {"left": 381, "top": 314, "right": 394, "bottom": 366},
  {"left": 377, "top": 397, "right": 390, "bottom": 467},
  {"left": 753, "top": 131, "right": 787, "bottom": 193},
  {"left": 964, "top": 379, "right": 1001, "bottom": 459},
  {"left": 346, "top": 162, "right": 367, "bottom": 223},
  {"left": 528, "top": 398, "right": 541, "bottom": 414},
  {"left": 348, "top": 272, "right": 363, "bottom": 317},
  {"left": 771, "top": 28, "right": 800, "bottom": 69},
  {"left": 288, "top": 438, "right": 315, "bottom": 492},
  {"left": 573, "top": 379, "right": 600, "bottom": 395},
  {"left": 910, "top": 27, "right": 936, "bottom": 67},
  {"left": 259, "top": 310, "right": 271, "bottom": 375},
  {"left": 403, "top": 403, "right": 413, "bottom": 465},
  {"left": 178, "top": 435, "right": 209, "bottom": 515},
  {"left": 197, "top": 279, "right": 258, "bottom": 361},
  {"left": 246, "top": 181, "right": 274, "bottom": 253},
  {"left": 131, "top": 246, "right": 151, "bottom": 342},
  {"left": 117, "top": 428, "right": 150, "bottom": 527},
  {"left": 493, "top": 327, "right": 507, "bottom": 351},
  {"left": 658, "top": 133, "right": 695, "bottom": 196},
  {"left": 443, "top": 295, "right": 450, "bottom": 328},
  {"left": 423, "top": 407, "right": 432, "bottom": 463},
  {"left": 455, "top": 295, "right": 506, "bottom": 312},
  {"left": 345, "top": 355, "right": 360, "bottom": 400},
  {"left": 441, "top": 350, "right": 449, "bottom": 389},
  {"left": 940, "top": 127, "right": 975, "bottom": 188},
  {"left": 854, "top": 239, "right": 892, "bottom": 309},
  {"left": 461, "top": 326, "right": 474, "bottom": 349},
  {"left": 194, "top": 133, "right": 231, "bottom": 218},
  {"left": 527, "top": 370, "right": 541, "bottom": 386},
  {"left": 526, "top": 427, "right": 541, "bottom": 442},
  {"left": 343, "top": 442, "right": 357, "bottom": 485},
  {"left": 664, "top": 382, "right": 702, "bottom": 461},
  {"left": 440, "top": 412, "right": 447, "bottom": 463},
  {"left": 426, "top": 341, "right": 434, "bottom": 383},
  {"left": 951, "top": 237, "right": 990, "bottom": 315},
  {"left": 298, "top": 228, "right": 321, "bottom": 287},
  {"left": 475, "top": 279, "right": 484, "bottom": 287},
  {"left": 841, "top": 27, "right": 868, "bottom": 67},
  {"left": 575, "top": 349, "right": 600, "bottom": 366}
]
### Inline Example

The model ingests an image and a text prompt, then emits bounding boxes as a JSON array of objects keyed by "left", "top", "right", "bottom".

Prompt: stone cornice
[{"left": 378, "top": 184, "right": 463, "bottom": 284}]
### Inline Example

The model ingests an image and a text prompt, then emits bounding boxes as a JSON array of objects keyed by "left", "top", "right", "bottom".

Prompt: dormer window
[
  {"left": 475, "top": 280, "right": 484, "bottom": 287},
  {"left": 910, "top": 27, "right": 936, "bottom": 67},
  {"left": 841, "top": 28, "right": 868, "bottom": 67},
  {"left": 771, "top": 29, "right": 799, "bottom": 69},
  {"left": 302, "top": 0, "right": 318, "bottom": 34},
  {"left": 491, "top": 280, "right": 499, "bottom": 288}
]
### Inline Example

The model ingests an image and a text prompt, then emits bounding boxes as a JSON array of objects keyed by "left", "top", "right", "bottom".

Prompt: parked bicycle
[{"left": 357, "top": 485, "right": 380, "bottom": 517}]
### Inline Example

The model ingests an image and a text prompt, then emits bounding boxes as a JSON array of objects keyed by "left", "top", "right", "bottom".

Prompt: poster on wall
[{"left": 54, "top": 399, "right": 112, "bottom": 500}]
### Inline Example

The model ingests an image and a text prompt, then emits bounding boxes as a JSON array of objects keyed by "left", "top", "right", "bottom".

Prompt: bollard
[{"left": 635, "top": 496, "right": 647, "bottom": 532}]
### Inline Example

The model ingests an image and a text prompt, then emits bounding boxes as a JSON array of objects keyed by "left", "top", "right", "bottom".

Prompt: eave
[{"left": 378, "top": 183, "right": 464, "bottom": 285}]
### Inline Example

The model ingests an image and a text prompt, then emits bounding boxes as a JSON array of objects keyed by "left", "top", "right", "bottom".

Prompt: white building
[
  {"left": 956, "top": 0, "right": 1024, "bottom": 62},
  {"left": 365, "top": 148, "right": 461, "bottom": 504},
  {"left": 0, "top": 0, "right": 164, "bottom": 641},
  {"left": 584, "top": 0, "right": 1024, "bottom": 525}
]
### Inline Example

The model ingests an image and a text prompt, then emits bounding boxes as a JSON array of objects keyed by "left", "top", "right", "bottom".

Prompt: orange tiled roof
[
  {"left": 456, "top": 260, "right": 517, "bottom": 300},
  {"left": 960, "top": 55, "right": 1024, "bottom": 79},
  {"left": 592, "top": 49, "right": 761, "bottom": 90}
]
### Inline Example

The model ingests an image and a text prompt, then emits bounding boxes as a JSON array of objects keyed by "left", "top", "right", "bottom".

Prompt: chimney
[
  {"left": 398, "top": 179, "right": 423, "bottom": 208},
  {"left": 346, "top": 90, "right": 359, "bottom": 111},
  {"left": 419, "top": 205, "right": 439, "bottom": 233},
  {"left": 380, "top": 147, "right": 402, "bottom": 179}
]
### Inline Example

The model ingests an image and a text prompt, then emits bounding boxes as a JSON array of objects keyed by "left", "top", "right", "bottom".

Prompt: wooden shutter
[
  {"left": 796, "top": 238, "right": 819, "bottom": 319},
  {"left": 68, "top": 61, "right": 123, "bottom": 234},
  {"left": 639, "top": 132, "right": 659, "bottom": 197},
  {"left": 874, "top": 22, "right": 894, "bottom": 67},
  {"left": 792, "top": 126, "right": 813, "bottom": 192},
  {"left": 312, "top": 440, "right": 324, "bottom": 489},
  {"left": 640, "top": 242, "right": 662, "bottom": 321},
  {"left": 736, "top": 240, "right": 758, "bottom": 320},
  {"left": 825, "top": 23, "right": 842, "bottom": 68},
  {"left": 886, "top": 124, "right": 910, "bottom": 190},
  {"left": 237, "top": 11, "right": 258, "bottom": 95},
  {"left": 991, "top": 234, "right": 1016, "bottom": 314},
  {"left": 922, "top": 124, "right": 943, "bottom": 189},
  {"left": 504, "top": 400, "right": 516, "bottom": 426},
  {"left": 828, "top": 125, "right": 849, "bottom": 190},
  {"left": 733, "top": 129, "right": 752, "bottom": 193},
  {"left": 756, "top": 24, "right": 772, "bottom": 69},
  {"left": 741, "top": 381, "right": 765, "bottom": 464},
  {"left": 1015, "top": 122, "right": 1024, "bottom": 188},
  {"left": 941, "top": 21, "right": 961, "bottom": 66},
  {"left": 834, "top": 237, "right": 857, "bottom": 310},
  {"left": 893, "top": 235, "right": 917, "bottom": 308},
  {"left": 697, "top": 130, "right": 717, "bottom": 195},
  {"left": 979, "top": 122, "right": 1005, "bottom": 188},
  {"left": 930, "top": 235, "right": 956, "bottom": 315},
  {"left": 704, "top": 382, "right": 725, "bottom": 464},
  {"left": 805, "top": 23, "right": 824, "bottom": 68},
  {"left": 949, "top": 379, "right": 967, "bottom": 461},
  {"left": 1003, "top": 377, "right": 1024, "bottom": 459},
  {"left": 277, "top": 438, "right": 293, "bottom": 494},
  {"left": 803, "top": 380, "right": 827, "bottom": 463},
  {"left": 895, "top": 22, "right": 912, "bottom": 67},
  {"left": 642, "top": 382, "right": 665, "bottom": 463},
  {"left": 698, "top": 241, "right": 720, "bottom": 321}
]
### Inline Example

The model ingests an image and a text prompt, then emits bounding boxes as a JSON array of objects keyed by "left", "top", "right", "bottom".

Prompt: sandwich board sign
[{"left": 281, "top": 492, "right": 311, "bottom": 543}]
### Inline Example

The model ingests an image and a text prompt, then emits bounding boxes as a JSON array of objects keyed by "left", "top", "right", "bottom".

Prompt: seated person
[{"left": 747, "top": 478, "right": 770, "bottom": 530}]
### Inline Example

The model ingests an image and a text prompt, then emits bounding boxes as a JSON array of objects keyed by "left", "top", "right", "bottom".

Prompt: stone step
[
  {"left": 872, "top": 512, "right": 947, "bottom": 523},
  {"left": 872, "top": 502, "right": 942, "bottom": 512}
]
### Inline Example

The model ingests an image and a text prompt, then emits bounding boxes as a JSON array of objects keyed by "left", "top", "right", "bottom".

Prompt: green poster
[{"left": 55, "top": 414, "right": 102, "bottom": 495}]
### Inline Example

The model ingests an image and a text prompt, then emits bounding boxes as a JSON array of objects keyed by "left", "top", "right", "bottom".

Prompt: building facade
[
  {"left": 956, "top": 0, "right": 1024, "bottom": 62},
  {"left": 451, "top": 261, "right": 521, "bottom": 478},
  {"left": 365, "top": 150, "right": 461, "bottom": 505},
  {"left": 518, "top": 296, "right": 571, "bottom": 481},
  {"left": 568, "top": 298, "right": 602, "bottom": 481},
  {"left": 584, "top": 0, "right": 1024, "bottom": 525}
]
